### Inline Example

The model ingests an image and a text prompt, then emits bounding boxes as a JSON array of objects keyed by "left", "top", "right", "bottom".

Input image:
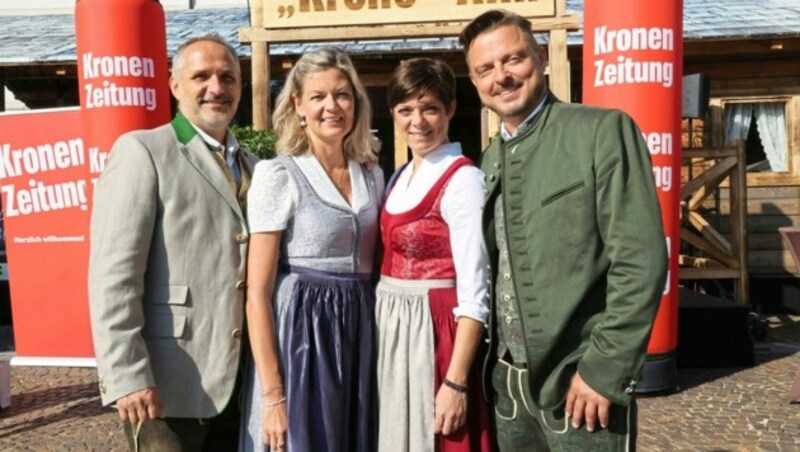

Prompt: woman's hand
[
  {"left": 262, "top": 396, "right": 288, "bottom": 451},
  {"left": 433, "top": 383, "right": 468, "bottom": 436}
]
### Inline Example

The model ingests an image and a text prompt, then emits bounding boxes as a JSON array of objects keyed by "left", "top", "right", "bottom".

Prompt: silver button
[
  {"left": 235, "top": 280, "right": 245, "bottom": 290},
  {"left": 503, "top": 294, "right": 511, "bottom": 301},
  {"left": 494, "top": 162, "right": 501, "bottom": 169},
  {"left": 489, "top": 174, "right": 496, "bottom": 182},
  {"left": 235, "top": 233, "right": 248, "bottom": 244},
  {"left": 503, "top": 251, "right": 508, "bottom": 257},
  {"left": 232, "top": 328, "right": 242, "bottom": 339},
  {"left": 505, "top": 315, "right": 513, "bottom": 323},
  {"left": 503, "top": 273, "right": 511, "bottom": 280}
]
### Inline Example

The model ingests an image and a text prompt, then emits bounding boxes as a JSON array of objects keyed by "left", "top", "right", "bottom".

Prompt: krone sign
[{"left": 264, "top": 0, "right": 556, "bottom": 28}]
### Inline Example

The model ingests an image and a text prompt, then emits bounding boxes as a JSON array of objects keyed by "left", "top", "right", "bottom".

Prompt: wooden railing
[{"left": 679, "top": 142, "right": 749, "bottom": 304}]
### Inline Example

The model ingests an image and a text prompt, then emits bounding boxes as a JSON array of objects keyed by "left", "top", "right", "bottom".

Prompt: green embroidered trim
[{"left": 171, "top": 112, "right": 197, "bottom": 145}]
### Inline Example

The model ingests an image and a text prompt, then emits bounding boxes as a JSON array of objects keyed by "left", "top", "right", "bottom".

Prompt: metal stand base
[{"left": 636, "top": 351, "right": 677, "bottom": 394}]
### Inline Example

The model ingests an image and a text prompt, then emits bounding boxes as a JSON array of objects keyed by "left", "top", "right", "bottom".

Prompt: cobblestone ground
[{"left": 0, "top": 316, "right": 798, "bottom": 450}]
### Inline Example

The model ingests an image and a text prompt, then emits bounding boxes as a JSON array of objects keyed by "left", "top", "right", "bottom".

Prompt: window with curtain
[{"left": 724, "top": 101, "right": 789, "bottom": 173}]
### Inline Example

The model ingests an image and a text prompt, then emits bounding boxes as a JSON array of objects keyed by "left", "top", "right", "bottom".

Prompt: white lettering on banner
[
  {"left": 644, "top": 132, "right": 673, "bottom": 156},
  {"left": 592, "top": 26, "right": 676, "bottom": 88},
  {"left": 80, "top": 53, "right": 159, "bottom": 111},
  {"left": 82, "top": 53, "right": 155, "bottom": 79},
  {"left": 593, "top": 57, "right": 673, "bottom": 88},
  {"left": 89, "top": 147, "right": 108, "bottom": 174},
  {"left": 84, "top": 82, "right": 158, "bottom": 111},
  {"left": 652, "top": 166, "right": 673, "bottom": 192},
  {"left": 0, "top": 139, "right": 84, "bottom": 179},
  {"left": 594, "top": 26, "right": 674, "bottom": 55},
  {"left": 1, "top": 179, "right": 89, "bottom": 218}
]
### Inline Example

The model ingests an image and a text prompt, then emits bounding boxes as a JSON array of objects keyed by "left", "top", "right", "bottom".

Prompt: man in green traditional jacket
[{"left": 460, "top": 10, "right": 668, "bottom": 451}]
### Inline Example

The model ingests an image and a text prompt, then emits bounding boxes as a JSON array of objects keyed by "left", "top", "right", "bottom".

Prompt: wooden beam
[
  {"left": 548, "top": 29, "right": 570, "bottom": 101},
  {"left": 680, "top": 268, "right": 741, "bottom": 280},
  {"left": 687, "top": 211, "right": 732, "bottom": 255},
  {"left": 680, "top": 156, "right": 737, "bottom": 201},
  {"left": 680, "top": 228, "right": 739, "bottom": 269},
  {"left": 481, "top": 107, "right": 500, "bottom": 150},
  {"left": 249, "top": 1, "right": 269, "bottom": 130},
  {"left": 394, "top": 120, "right": 408, "bottom": 169},
  {"left": 240, "top": 15, "right": 581, "bottom": 44},
  {"left": 729, "top": 141, "right": 749, "bottom": 303},
  {"left": 682, "top": 148, "right": 738, "bottom": 159}
]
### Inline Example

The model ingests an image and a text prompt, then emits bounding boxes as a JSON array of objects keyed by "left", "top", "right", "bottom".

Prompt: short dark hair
[
  {"left": 459, "top": 9, "right": 539, "bottom": 55},
  {"left": 387, "top": 58, "right": 457, "bottom": 110}
]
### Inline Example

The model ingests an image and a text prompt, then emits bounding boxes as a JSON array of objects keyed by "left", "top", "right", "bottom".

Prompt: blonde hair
[{"left": 272, "top": 47, "right": 379, "bottom": 163}]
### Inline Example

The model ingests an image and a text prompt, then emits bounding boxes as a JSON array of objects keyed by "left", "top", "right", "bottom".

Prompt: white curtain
[
  {"left": 725, "top": 102, "right": 788, "bottom": 172},
  {"left": 724, "top": 103, "right": 752, "bottom": 145},
  {"left": 754, "top": 103, "right": 788, "bottom": 172}
]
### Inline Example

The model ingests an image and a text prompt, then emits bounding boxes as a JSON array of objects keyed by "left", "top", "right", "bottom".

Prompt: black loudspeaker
[
  {"left": 676, "top": 288, "right": 754, "bottom": 368},
  {"left": 682, "top": 73, "right": 710, "bottom": 119}
]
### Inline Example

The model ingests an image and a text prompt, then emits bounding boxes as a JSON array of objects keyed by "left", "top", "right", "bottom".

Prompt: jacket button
[
  {"left": 235, "top": 280, "right": 245, "bottom": 290},
  {"left": 503, "top": 273, "right": 511, "bottom": 280},
  {"left": 489, "top": 174, "right": 496, "bottom": 182},
  {"left": 232, "top": 328, "right": 242, "bottom": 339},
  {"left": 235, "top": 233, "right": 248, "bottom": 244},
  {"left": 503, "top": 294, "right": 511, "bottom": 301}
]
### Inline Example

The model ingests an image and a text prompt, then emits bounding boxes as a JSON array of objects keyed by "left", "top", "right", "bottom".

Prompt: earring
[{"left": 299, "top": 116, "right": 307, "bottom": 128}]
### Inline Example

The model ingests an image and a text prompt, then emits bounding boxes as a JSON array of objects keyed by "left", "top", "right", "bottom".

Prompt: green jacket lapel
[{"left": 172, "top": 113, "right": 245, "bottom": 223}]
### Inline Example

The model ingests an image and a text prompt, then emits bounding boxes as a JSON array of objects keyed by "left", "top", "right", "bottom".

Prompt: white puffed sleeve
[
  {"left": 441, "top": 164, "right": 490, "bottom": 325},
  {"left": 247, "top": 159, "right": 298, "bottom": 233}
]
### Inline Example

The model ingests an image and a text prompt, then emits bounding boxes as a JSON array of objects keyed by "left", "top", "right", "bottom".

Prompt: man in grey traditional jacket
[
  {"left": 89, "top": 34, "right": 258, "bottom": 450},
  {"left": 460, "top": 9, "right": 668, "bottom": 451}
]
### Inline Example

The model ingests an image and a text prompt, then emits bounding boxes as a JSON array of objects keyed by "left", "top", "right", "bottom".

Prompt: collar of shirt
[
  {"left": 191, "top": 123, "right": 240, "bottom": 166},
  {"left": 396, "top": 142, "right": 463, "bottom": 188},
  {"left": 500, "top": 92, "right": 549, "bottom": 142}
]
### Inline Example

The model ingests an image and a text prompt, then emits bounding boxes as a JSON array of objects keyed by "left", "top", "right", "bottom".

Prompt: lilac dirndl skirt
[{"left": 241, "top": 266, "right": 377, "bottom": 452}]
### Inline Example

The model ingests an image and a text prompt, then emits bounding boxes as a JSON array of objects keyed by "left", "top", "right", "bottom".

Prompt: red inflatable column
[
  {"left": 583, "top": 0, "right": 683, "bottom": 392},
  {"left": 76, "top": 0, "right": 171, "bottom": 190},
  {"left": 75, "top": 0, "right": 171, "bottom": 359}
]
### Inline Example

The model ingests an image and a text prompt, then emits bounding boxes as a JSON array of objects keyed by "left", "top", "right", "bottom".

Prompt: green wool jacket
[{"left": 481, "top": 95, "right": 668, "bottom": 409}]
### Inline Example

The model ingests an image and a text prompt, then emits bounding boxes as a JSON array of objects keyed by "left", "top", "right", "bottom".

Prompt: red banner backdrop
[
  {"left": 0, "top": 0, "right": 171, "bottom": 365},
  {"left": 583, "top": 0, "right": 683, "bottom": 391},
  {"left": 0, "top": 108, "right": 94, "bottom": 364}
]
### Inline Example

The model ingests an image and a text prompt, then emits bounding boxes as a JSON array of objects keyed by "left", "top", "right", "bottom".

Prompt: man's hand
[
  {"left": 116, "top": 387, "right": 165, "bottom": 424},
  {"left": 565, "top": 371, "right": 610, "bottom": 432}
]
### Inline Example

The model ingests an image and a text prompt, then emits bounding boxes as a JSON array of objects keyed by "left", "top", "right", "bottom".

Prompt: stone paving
[{"left": 0, "top": 316, "right": 798, "bottom": 451}]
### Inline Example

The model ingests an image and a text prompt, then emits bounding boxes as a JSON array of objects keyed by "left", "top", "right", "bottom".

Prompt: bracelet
[
  {"left": 442, "top": 378, "right": 468, "bottom": 394},
  {"left": 264, "top": 397, "right": 286, "bottom": 407},
  {"left": 261, "top": 385, "right": 284, "bottom": 398}
]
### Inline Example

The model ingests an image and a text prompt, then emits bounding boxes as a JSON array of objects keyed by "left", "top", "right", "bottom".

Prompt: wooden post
[
  {"left": 250, "top": 1, "right": 269, "bottom": 130},
  {"left": 730, "top": 140, "right": 749, "bottom": 304},
  {"left": 548, "top": 0, "right": 570, "bottom": 101},
  {"left": 394, "top": 120, "right": 408, "bottom": 169},
  {"left": 481, "top": 107, "right": 501, "bottom": 150}
]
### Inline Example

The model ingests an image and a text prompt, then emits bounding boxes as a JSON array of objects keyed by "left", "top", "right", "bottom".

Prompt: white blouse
[
  {"left": 385, "top": 142, "right": 490, "bottom": 324},
  {"left": 248, "top": 151, "right": 385, "bottom": 233}
]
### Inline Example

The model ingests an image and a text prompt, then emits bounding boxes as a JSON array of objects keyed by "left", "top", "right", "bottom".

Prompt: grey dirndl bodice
[{"left": 276, "top": 154, "right": 380, "bottom": 274}]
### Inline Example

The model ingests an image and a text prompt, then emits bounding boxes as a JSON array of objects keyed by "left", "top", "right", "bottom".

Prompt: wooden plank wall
[
  {"left": 683, "top": 41, "right": 800, "bottom": 276},
  {"left": 699, "top": 187, "right": 799, "bottom": 276}
]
